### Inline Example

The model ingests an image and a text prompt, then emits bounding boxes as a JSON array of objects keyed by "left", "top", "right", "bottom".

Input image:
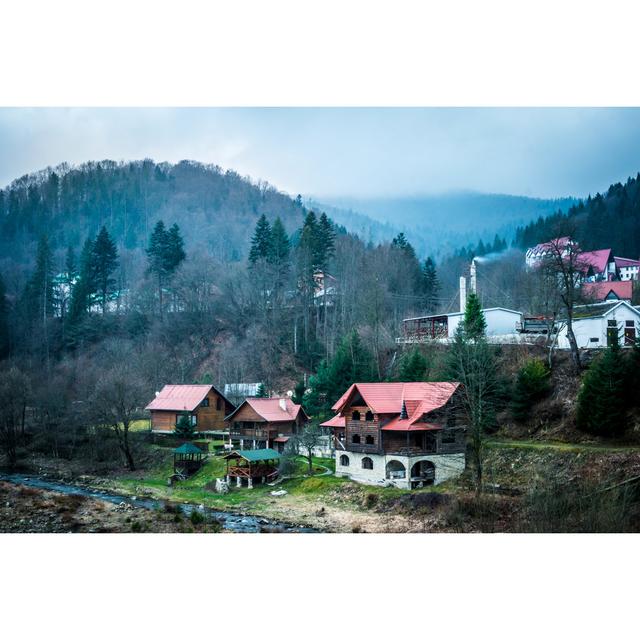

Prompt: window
[
  {"left": 626, "top": 320, "right": 635, "bottom": 327},
  {"left": 201, "top": 397, "right": 210, "bottom": 407},
  {"left": 362, "top": 457, "right": 373, "bottom": 470},
  {"left": 190, "top": 414, "right": 197, "bottom": 426},
  {"left": 365, "top": 435, "right": 375, "bottom": 445},
  {"left": 365, "top": 410, "right": 374, "bottom": 421},
  {"left": 608, "top": 320, "right": 617, "bottom": 327},
  {"left": 590, "top": 337, "right": 599, "bottom": 343},
  {"left": 351, "top": 434, "right": 361, "bottom": 444},
  {"left": 340, "top": 455, "right": 350, "bottom": 467},
  {"left": 351, "top": 410, "right": 361, "bottom": 421},
  {"left": 216, "top": 397, "right": 222, "bottom": 410}
]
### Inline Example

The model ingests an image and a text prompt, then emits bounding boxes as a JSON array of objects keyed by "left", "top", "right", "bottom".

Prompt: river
[{"left": 0, "top": 473, "right": 319, "bottom": 533}]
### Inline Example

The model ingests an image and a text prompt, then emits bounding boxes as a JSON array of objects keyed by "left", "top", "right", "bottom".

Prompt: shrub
[
  {"left": 190, "top": 509, "right": 205, "bottom": 525},
  {"left": 175, "top": 412, "right": 195, "bottom": 439},
  {"left": 577, "top": 340, "right": 628, "bottom": 436},
  {"left": 511, "top": 358, "right": 551, "bottom": 422}
]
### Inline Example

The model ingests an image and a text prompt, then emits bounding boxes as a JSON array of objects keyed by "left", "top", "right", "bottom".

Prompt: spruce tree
[
  {"left": 175, "top": 412, "right": 195, "bottom": 439},
  {"left": 462, "top": 292, "right": 486, "bottom": 341},
  {"left": 167, "top": 223, "right": 186, "bottom": 272},
  {"left": 256, "top": 383, "right": 268, "bottom": 398},
  {"left": 576, "top": 339, "right": 629, "bottom": 436},
  {"left": 68, "top": 237, "right": 96, "bottom": 323},
  {"left": 0, "top": 272, "right": 10, "bottom": 359},
  {"left": 511, "top": 358, "right": 550, "bottom": 422},
  {"left": 65, "top": 245, "right": 77, "bottom": 281},
  {"left": 268, "top": 217, "right": 291, "bottom": 293},
  {"left": 292, "top": 379, "right": 306, "bottom": 405},
  {"left": 397, "top": 348, "right": 428, "bottom": 381},
  {"left": 25, "top": 235, "right": 55, "bottom": 323},
  {"left": 248, "top": 214, "right": 272, "bottom": 265},
  {"left": 422, "top": 256, "right": 440, "bottom": 312},
  {"left": 317, "top": 212, "right": 336, "bottom": 271},
  {"left": 92, "top": 226, "right": 119, "bottom": 314}
]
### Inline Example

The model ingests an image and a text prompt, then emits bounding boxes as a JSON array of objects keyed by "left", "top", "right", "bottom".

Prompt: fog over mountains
[{"left": 311, "top": 192, "right": 578, "bottom": 259}]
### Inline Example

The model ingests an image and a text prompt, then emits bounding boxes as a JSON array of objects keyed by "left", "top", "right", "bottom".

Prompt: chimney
[
  {"left": 470, "top": 258, "right": 477, "bottom": 294},
  {"left": 459, "top": 276, "right": 467, "bottom": 313},
  {"left": 279, "top": 398, "right": 287, "bottom": 412}
]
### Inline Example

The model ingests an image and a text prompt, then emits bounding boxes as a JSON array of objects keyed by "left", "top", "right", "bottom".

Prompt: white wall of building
[
  {"left": 335, "top": 450, "right": 465, "bottom": 488},
  {"left": 556, "top": 303, "right": 640, "bottom": 349},
  {"left": 447, "top": 308, "right": 523, "bottom": 337}
]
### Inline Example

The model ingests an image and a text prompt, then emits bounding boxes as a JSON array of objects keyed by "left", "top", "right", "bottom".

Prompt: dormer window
[{"left": 351, "top": 410, "right": 361, "bottom": 421}]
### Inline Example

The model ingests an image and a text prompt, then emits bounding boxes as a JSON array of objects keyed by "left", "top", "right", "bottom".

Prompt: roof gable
[
  {"left": 225, "top": 397, "right": 307, "bottom": 423},
  {"left": 145, "top": 384, "right": 234, "bottom": 412}
]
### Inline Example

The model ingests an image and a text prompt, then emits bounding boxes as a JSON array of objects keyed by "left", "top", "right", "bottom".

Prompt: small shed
[
  {"left": 173, "top": 442, "right": 206, "bottom": 476},
  {"left": 223, "top": 448, "right": 282, "bottom": 489}
]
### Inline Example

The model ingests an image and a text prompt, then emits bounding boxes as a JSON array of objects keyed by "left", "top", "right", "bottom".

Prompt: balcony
[{"left": 229, "top": 428, "right": 273, "bottom": 440}]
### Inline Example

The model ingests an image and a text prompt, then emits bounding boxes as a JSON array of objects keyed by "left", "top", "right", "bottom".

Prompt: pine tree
[
  {"left": 576, "top": 339, "right": 629, "bottom": 436},
  {"left": 317, "top": 212, "right": 336, "bottom": 271},
  {"left": 0, "top": 272, "right": 10, "bottom": 359},
  {"left": 146, "top": 220, "right": 185, "bottom": 318},
  {"left": 511, "top": 358, "right": 550, "bottom": 422},
  {"left": 68, "top": 237, "right": 96, "bottom": 324},
  {"left": 248, "top": 214, "right": 272, "bottom": 265},
  {"left": 65, "top": 245, "right": 77, "bottom": 281},
  {"left": 422, "top": 256, "right": 440, "bottom": 312},
  {"left": 92, "top": 226, "right": 119, "bottom": 314},
  {"left": 175, "top": 412, "right": 195, "bottom": 439},
  {"left": 462, "top": 292, "right": 486, "bottom": 341},
  {"left": 292, "top": 379, "right": 306, "bottom": 405},
  {"left": 397, "top": 348, "right": 428, "bottom": 381},
  {"left": 167, "top": 223, "right": 186, "bottom": 272},
  {"left": 268, "top": 217, "right": 291, "bottom": 294},
  {"left": 256, "top": 383, "right": 268, "bottom": 398},
  {"left": 25, "top": 235, "right": 55, "bottom": 323}
]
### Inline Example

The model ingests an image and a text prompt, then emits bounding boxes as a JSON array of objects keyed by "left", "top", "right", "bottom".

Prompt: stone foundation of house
[{"left": 334, "top": 450, "right": 465, "bottom": 489}]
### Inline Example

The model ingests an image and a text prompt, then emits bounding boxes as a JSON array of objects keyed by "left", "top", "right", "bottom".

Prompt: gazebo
[
  {"left": 223, "top": 449, "right": 282, "bottom": 488},
  {"left": 173, "top": 442, "right": 206, "bottom": 476}
]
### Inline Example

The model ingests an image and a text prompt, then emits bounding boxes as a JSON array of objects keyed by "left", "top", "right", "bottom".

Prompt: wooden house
[
  {"left": 321, "top": 382, "right": 466, "bottom": 488},
  {"left": 145, "top": 384, "right": 235, "bottom": 434},
  {"left": 225, "top": 397, "right": 309, "bottom": 451}
]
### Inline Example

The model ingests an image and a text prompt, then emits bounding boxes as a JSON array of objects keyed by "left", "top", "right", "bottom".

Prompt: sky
[{"left": 1, "top": 107, "right": 640, "bottom": 200}]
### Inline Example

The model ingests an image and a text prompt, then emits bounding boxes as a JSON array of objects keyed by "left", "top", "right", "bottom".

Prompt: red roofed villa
[
  {"left": 225, "top": 397, "right": 309, "bottom": 452},
  {"left": 582, "top": 280, "right": 633, "bottom": 303},
  {"left": 321, "top": 382, "right": 466, "bottom": 489},
  {"left": 145, "top": 384, "right": 235, "bottom": 434}
]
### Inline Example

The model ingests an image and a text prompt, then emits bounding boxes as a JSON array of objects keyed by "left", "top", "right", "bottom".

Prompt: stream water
[{"left": 0, "top": 473, "right": 319, "bottom": 533}]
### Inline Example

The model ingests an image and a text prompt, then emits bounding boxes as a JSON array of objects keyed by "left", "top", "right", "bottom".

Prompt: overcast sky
[{"left": 1, "top": 107, "right": 640, "bottom": 200}]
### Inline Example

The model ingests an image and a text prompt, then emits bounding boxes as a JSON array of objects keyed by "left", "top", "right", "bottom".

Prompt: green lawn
[{"left": 487, "top": 438, "right": 640, "bottom": 454}]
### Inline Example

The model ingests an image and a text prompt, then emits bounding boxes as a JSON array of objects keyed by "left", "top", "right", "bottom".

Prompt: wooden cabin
[
  {"left": 321, "top": 382, "right": 466, "bottom": 488},
  {"left": 145, "top": 384, "right": 235, "bottom": 434},
  {"left": 225, "top": 397, "right": 309, "bottom": 451},
  {"left": 223, "top": 449, "right": 282, "bottom": 488}
]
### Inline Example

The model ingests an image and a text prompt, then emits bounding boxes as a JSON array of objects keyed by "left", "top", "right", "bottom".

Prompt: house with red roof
[
  {"left": 577, "top": 248, "right": 617, "bottom": 282},
  {"left": 145, "top": 384, "right": 235, "bottom": 434},
  {"left": 321, "top": 382, "right": 466, "bottom": 489},
  {"left": 615, "top": 256, "right": 640, "bottom": 281},
  {"left": 582, "top": 280, "right": 633, "bottom": 303},
  {"left": 225, "top": 397, "right": 309, "bottom": 451}
]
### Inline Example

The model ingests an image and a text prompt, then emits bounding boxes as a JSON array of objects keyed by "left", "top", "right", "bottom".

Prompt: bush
[
  {"left": 175, "top": 412, "right": 195, "bottom": 439},
  {"left": 511, "top": 358, "right": 551, "bottom": 422},
  {"left": 577, "top": 340, "right": 628, "bottom": 436},
  {"left": 190, "top": 509, "right": 205, "bottom": 525}
]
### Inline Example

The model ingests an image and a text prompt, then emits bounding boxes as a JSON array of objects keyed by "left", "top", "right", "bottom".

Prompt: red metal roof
[
  {"left": 381, "top": 420, "right": 443, "bottom": 432},
  {"left": 582, "top": 280, "right": 633, "bottom": 302},
  {"left": 319, "top": 414, "right": 346, "bottom": 428},
  {"left": 577, "top": 248, "right": 612, "bottom": 275},
  {"left": 145, "top": 385, "right": 215, "bottom": 412},
  {"left": 332, "top": 382, "right": 459, "bottom": 416},
  {"left": 273, "top": 436, "right": 290, "bottom": 443},
  {"left": 614, "top": 256, "right": 640, "bottom": 268},
  {"left": 226, "top": 397, "right": 306, "bottom": 423}
]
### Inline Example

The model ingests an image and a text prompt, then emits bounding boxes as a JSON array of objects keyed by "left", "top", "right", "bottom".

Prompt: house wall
[
  {"left": 150, "top": 410, "right": 177, "bottom": 432},
  {"left": 194, "top": 388, "right": 230, "bottom": 432},
  {"left": 335, "top": 450, "right": 465, "bottom": 488},
  {"left": 447, "top": 309, "right": 523, "bottom": 337},
  {"left": 557, "top": 307, "right": 640, "bottom": 349}
]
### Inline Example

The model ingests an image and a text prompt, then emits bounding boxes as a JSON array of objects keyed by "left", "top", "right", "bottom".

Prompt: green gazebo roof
[
  {"left": 174, "top": 443, "right": 204, "bottom": 455},
  {"left": 224, "top": 448, "right": 281, "bottom": 462}
]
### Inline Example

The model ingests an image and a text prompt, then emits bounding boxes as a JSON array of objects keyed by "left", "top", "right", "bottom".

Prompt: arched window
[
  {"left": 351, "top": 410, "right": 361, "bottom": 421},
  {"left": 365, "top": 410, "right": 374, "bottom": 421},
  {"left": 365, "top": 435, "right": 374, "bottom": 445},
  {"left": 340, "top": 455, "right": 350, "bottom": 467},
  {"left": 352, "top": 434, "right": 361, "bottom": 444},
  {"left": 362, "top": 457, "right": 373, "bottom": 470}
]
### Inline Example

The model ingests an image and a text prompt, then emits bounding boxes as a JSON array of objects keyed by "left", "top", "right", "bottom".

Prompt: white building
[
  {"left": 556, "top": 301, "right": 640, "bottom": 349},
  {"left": 615, "top": 257, "right": 640, "bottom": 281},
  {"left": 400, "top": 307, "right": 523, "bottom": 343}
]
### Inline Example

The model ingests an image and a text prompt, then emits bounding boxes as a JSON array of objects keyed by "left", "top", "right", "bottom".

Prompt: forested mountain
[
  {"left": 514, "top": 174, "right": 640, "bottom": 257},
  {"left": 319, "top": 192, "right": 577, "bottom": 259},
  {"left": 0, "top": 159, "right": 306, "bottom": 266}
]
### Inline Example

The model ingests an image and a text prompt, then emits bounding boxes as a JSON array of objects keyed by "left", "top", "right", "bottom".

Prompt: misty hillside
[
  {"left": 0, "top": 159, "right": 307, "bottom": 267},
  {"left": 318, "top": 192, "right": 578, "bottom": 259},
  {"left": 515, "top": 174, "right": 640, "bottom": 258}
]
